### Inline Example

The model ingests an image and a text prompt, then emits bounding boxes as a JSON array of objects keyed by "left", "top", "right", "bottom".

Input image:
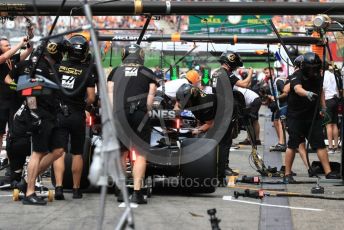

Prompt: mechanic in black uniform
[
  {"left": 53, "top": 34, "right": 96, "bottom": 200},
  {"left": 211, "top": 51, "right": 253, "bottom": 182},
  {"left": 107, "top": 44, "right": 157, "bottom": 204},
  {"left": 0, "top": 36, "right": 33, "bottom": 156},
  {"left": 281, "top": 55, "right": 310, "bottom": 175},
  {"left": 17, "top": 38, "right": 67, "bottom": 205},
  {"left": 6, "top": 51, "right": 40, "bottom": 186},
  {"left": 284, "top": 52, "right": 340, "bottom": 183},
  {"left": 176, "top": 83, "right": 216, "bottom": 135}
]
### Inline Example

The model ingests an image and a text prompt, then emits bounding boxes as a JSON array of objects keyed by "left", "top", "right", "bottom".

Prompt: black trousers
[{"left": 217, "top": 123, "right": 234, "bottom": 179}]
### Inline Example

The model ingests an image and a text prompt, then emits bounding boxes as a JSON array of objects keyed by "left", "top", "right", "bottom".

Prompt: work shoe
[
  {"left": 271, "top": 144, "right": 286, "bottom": 152},
  {"left": 225, "top": 167, "right": 239, "bottom": 176},
  {"left": 279, "top": 166, "right": 297, "bottom": 176},
  {"left": 325, "top": 171, "right": 341, "bottom": 179},
  {"left": 72, "top": 188, "right": 83, "bottom": 199},
  {"left": 328, "top": 148, "right": 335, "bottom": 154},
  {"left": 238, "top": 139, "right": 251, "bottom": 145},
  {"left": 255, "top": 140, "right": 262, "bottom": 146},
  {"left": 307, "top": 165, "right": 321, "bottom": 177},
  {"left": 22, "top": 193, "right": 47, "bottom": 205},
  {"left": 283, "top": 174, "right": 296, "bottom": 184},
  {"left": 54, "top": 186, "right": 65, "bottom": 200},
  {"left": 130, "top": 190, "right": 147, "bottom": 204},
  {"left": 17, "top": 179, "right": 27, "bottom": 194},
  {"left": 308, "top": 169, "right": 317, "bottom": 178}
]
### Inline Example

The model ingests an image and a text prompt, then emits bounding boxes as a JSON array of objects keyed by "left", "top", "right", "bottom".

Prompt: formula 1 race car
[{"left": 146, "top": 110, "right": 218, "bottom": 193}]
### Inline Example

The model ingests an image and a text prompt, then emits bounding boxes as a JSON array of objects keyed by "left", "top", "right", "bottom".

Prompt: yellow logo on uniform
[
  {"left": 228, "top": 53, "right": 236, "bottom": 62},
  {"left": 47, "top": 42, "right": 58, "bottom": 54}
]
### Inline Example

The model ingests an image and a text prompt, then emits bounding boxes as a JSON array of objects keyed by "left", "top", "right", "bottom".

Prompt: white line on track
[{"left": 118, "top": 203, "right": 138, "bottom": 208}]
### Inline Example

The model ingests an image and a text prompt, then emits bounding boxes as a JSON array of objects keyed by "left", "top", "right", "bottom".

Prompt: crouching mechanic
[
  {"left": 234, "top": 86, "right": 262, "bottom": 145},
  {"left": 107, "top": 44, "right": 157, "bottom": 204},
  {"left": 176, "top": 83, "right": 216, "bottom": 136},
  {"left": 284, "top": 52, "right": 340, "bottom": 183},
  {"left": 17, "top": 38, "right": 67, "bottom": 205},
  {"left": 53, "top": 34, "right": 96, "bottom": 200}
]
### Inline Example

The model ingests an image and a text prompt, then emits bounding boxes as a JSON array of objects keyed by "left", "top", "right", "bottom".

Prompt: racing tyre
[{"left": 180, "top": 138, "right": 217, "bottom": 193}]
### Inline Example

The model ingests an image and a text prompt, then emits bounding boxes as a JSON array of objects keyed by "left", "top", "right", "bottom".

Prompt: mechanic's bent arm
[
  {"left": 235, "top": 69, "right": 252, "bottom": 88},
  {"left": 147, "top": 83, "right": 157, "bottom": 111},
  {"left": 193, "top": 120, "right": 214, "bottom": 135},
  {"left": 86, "top": 87, "right": 96, "bottom": 106},
  {"left": 294, "top": 84, "right": 308, "bottom": 97},
  {"left": 20, "top": 42, "right": 33, "bottom": 61},
  {"left": 283, "top": 82, "right": 290, "bottom": 94},
  {"left": 321, "top": 89, "right": 326, "bottom": 109},
  {"left": 0, "top": 39, "right": 26, "bottom": 64},
  {"left": 174, "top": 101, "right": 181, "bottom": 111},
  {"left": 4, "top": 74, "right": 14, "bottom": 85},
  {"left": 200, "top": 120, "right": 214, "bottom": 132},
  {"left": 107, "top": 81, "right": 114, "bottom": 109}
]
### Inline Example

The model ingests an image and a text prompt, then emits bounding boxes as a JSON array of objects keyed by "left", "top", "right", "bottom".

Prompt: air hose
[{"left": 233, "top": 188, "right": 344, "bottom": 200}]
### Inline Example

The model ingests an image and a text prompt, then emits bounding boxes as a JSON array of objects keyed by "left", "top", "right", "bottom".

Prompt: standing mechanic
[
  {"left": 107, "top": 44, "right": 157, "bottom": 204},
  {"left": 53, "top": 34, "right": 96, "bottom": 200},
  {"left": 211, "top": 51, "right": 253, "bottom": 181},
  {"left": 284, "top": 52, "right": 340, "bottom": 183},
  {"left": 18, "top": 38, "right": 66, "bottom": 205},
  {"left": 0, "top": 36, "right": 33, "bottom": 153},
  {"left": 282, "top": 55, "right": 312, "bottom": 176}
]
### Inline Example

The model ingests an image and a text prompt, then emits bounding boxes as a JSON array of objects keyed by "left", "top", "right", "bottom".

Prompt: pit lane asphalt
[{"left": 1, "top": 106, "right": 344, "bottom": 230}]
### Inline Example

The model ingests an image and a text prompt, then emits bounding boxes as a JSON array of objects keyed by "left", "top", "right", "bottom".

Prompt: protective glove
[
  {"left": 8, "top": 81, "right": 17, "bottom": 90},
  {"left": 306, "top": 91, "right": 318, "bottom": 102},
  {"left": 29, "top": 109, "right": 42, "bottom": 133}
]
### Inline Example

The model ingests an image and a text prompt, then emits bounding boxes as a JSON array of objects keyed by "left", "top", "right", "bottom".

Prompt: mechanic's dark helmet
[
  {"left": 176, "top": 83, "right": 197, "bottom": 107},
  {"left": 219, "top": 51, "right": 243, "bottom": 69},
  {"left": 67, "top": 34, "right": 89, "bottom": 62},
  {"left": 300, "top": 52, "right": 322, "bottom": 79},
  {"left": 44, "top": 37, "right": 66, "bottom": 63},
  {"left": 293, "top": 55, "right": 304, "bottom": 69},
  {"left": 121, "top": 44, "right": 144, "bottom": 65}
]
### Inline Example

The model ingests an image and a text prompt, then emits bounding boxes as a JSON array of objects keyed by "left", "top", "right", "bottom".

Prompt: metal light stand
[{"left": 82, "top": 1, "right": 134, "bottom": 229}]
